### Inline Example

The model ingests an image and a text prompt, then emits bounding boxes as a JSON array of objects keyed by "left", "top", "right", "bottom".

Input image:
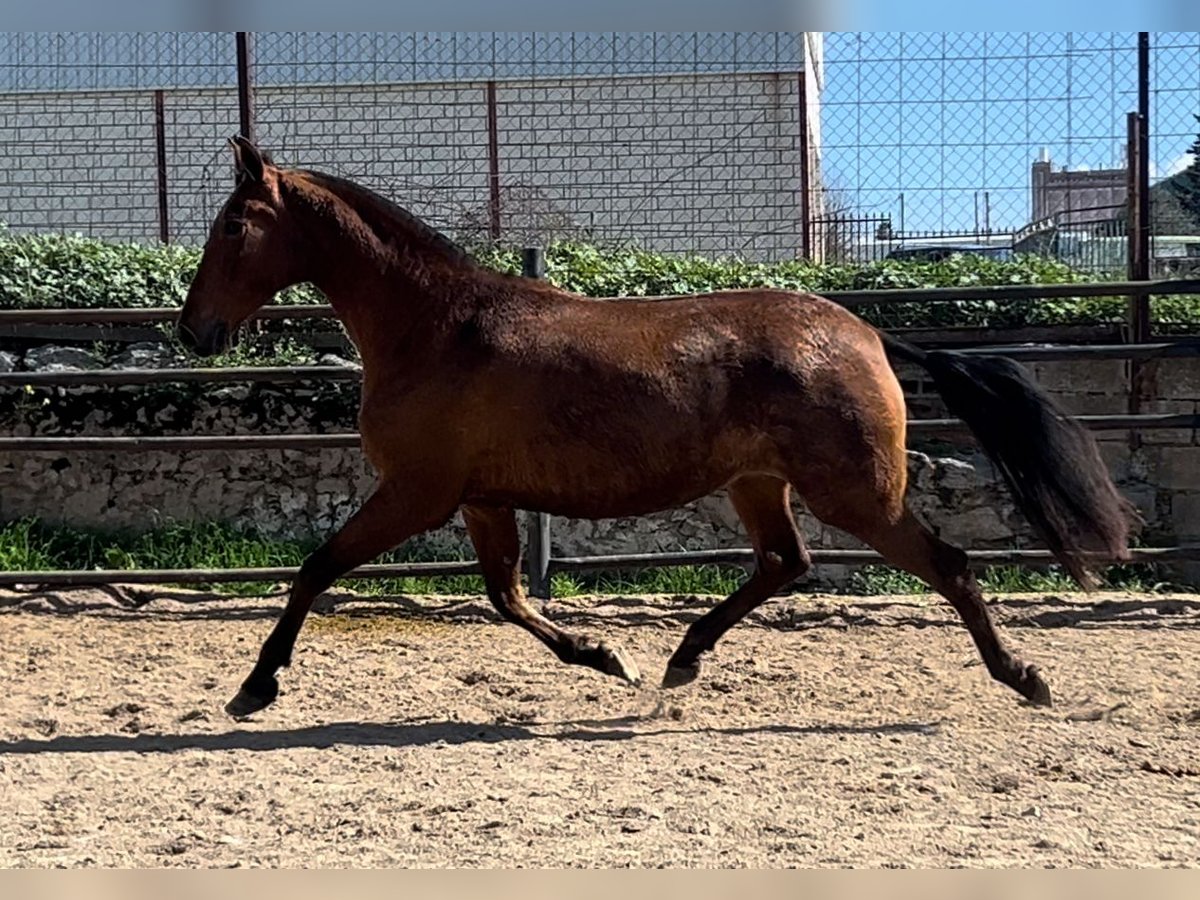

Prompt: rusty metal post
[
  {"left": 235, "top": 32, "right": 261, "bottom": 340},
  {"left": 486, "top": 81, "right": 502, "bottom": 241},
  {"left": 522, "top": 247, "right": 552, "bottom": 600},
  {"left": 1127, "top": 33, "right": 1154, "bottom": 430},
  {"left": 153, "top": 90, "right": 169, "bottom": 244},
  {"left": 235, "top": 32, "right": 255, "bottom": 144},
  {"left": 1135, "top": 32, "right": 1152, "bottom": 305},
  {"left": 1127, "top": 112, "right": 1148, "bottom": 287}
]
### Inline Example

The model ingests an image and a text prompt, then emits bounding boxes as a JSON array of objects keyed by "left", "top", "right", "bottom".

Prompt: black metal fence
[{"left": 814, "top": 32, "right": 1200, "bottom": 273}]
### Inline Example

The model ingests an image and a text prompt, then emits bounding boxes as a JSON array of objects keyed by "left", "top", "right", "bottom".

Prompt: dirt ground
[{"left": 2, "top": 585, "right": 1200, "bottom": 868}]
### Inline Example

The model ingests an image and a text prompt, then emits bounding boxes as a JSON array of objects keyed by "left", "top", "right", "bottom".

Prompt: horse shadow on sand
[{"left": 0, "top": 714, "right": 943, "bottom": 757}]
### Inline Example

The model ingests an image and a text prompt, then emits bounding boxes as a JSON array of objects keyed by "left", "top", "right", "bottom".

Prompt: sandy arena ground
[{"left": 2, "top": 585, "right": 1200, "bottom": 868}]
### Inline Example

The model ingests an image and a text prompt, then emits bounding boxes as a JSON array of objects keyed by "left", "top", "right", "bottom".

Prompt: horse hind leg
[
  {"left": 463, "top": 504, "right": 641, "bottom": 686},
  {"left": 663, "top": 475, "right": 811, "bottom": 688},
  {"left": 812, "top": 491, "right": 1052, "bottom": 707}
]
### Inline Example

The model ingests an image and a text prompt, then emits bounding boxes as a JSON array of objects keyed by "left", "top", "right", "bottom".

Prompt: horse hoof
[
  {"left": 661, "top": 661, "right": 700, "bottom": 690},
  {"left": 1019, "top": 666, "right": 1053, "bottom": 708},
  {"left": 600, "top": 642, "right": 642, "bottom": 686},
  {"left": 225, "top": 675, "right": 279, "bottom": 718}
]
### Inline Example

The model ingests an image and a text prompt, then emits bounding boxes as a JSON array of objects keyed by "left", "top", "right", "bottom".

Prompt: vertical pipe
[
  {"left": 235, "top": 32, "right": 262, "bottom": 339},
  {"left": 1135, "top": 32, "right": 1151, "bottom": 293},
  {"left": 522, "top": 247, "right": 552, "bottom": 600},
  {"left": 1126, "top": 114, "right": 1150, "bottom": 295},
  {"left": 1127, "top": 35, "right": 1154, "bottom": 431},
  {"left": 236, "top": 32, "right": 255, "bottom": 143},
  {"left": 797, "top": 70, "right": 812, "bottom": 261},
  {"left": 486, "top": 80, "right": 502, "bottom": 241},
  {"left": 153, "top": 89, "right": 169, "bottom": 245}
]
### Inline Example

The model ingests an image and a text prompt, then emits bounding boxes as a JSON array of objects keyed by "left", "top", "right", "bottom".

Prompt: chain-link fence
[
  {"left": 1, "top": 32, "right": 1198, "bottom": 270},
  {"left": 0, "top": 31, "right": 812, "bottom": 260},
  {"left": 816, "top": 32, "right": 1200, "bottom": 276}
]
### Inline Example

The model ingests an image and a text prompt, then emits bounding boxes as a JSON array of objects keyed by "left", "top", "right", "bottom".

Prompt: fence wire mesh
[
  {"left": 0, "top": 32, "right": 1198, "bottom": 272},
  {"left": 816, "top": 33, "right": 1200, "bottom": 279}
]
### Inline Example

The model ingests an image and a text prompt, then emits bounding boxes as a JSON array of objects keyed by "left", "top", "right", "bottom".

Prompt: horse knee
[
  {"left": 294, "top": 546, "right": 337, "bottom": 594},
  {"left": 930, "top": 541, "right": 971, "bottom": 583}
]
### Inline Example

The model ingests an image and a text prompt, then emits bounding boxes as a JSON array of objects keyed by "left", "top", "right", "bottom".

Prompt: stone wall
[{"left": 3, "top": 342, "right": 1195, "bottom": 586}]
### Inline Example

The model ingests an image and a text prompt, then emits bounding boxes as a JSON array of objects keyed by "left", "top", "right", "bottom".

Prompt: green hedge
[{"left": 2, "top": 230, "right": 1198, "bottom": 328}]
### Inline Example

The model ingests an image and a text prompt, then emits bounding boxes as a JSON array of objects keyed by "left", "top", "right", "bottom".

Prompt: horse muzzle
[{"left": 177, "top": 317, "right": 229, "bottom": 358}]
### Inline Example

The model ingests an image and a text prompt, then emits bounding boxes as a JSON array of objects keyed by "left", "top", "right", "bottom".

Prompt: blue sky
[{"left": 822, "top": 32, "right": 1200, "bottom": 233}]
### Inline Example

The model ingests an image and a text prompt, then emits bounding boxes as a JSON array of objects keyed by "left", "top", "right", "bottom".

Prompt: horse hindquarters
[{"left": 780, "top": 338, "right": 1051, "bottom": 706}]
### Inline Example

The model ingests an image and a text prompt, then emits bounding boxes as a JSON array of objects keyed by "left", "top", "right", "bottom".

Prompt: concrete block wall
[
  {"left": 0, "top": 90, "right": 160, "bottom": 241},
  {"left": 1, "top": 72, "right": 804, "bottom": 261}
]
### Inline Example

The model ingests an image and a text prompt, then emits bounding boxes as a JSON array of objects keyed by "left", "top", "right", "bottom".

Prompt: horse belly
[{"left": 464, "top": 421, "right": 772, "bottom": 518}]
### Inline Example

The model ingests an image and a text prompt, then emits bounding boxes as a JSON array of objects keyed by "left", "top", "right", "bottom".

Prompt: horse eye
[{"left": 223, "top": 219, "right": 245, "bottom": 237}]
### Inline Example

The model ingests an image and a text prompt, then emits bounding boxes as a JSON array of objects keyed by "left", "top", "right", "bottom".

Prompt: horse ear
[{"left": 228, "top": 135, "right": 269, "bottom": 183}]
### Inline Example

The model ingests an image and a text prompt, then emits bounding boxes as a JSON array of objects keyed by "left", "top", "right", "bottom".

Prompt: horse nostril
[
  {"left": 211, "top": 322, "right": 229, "bottom": 353},
  {"left": 176, "top": 321, "right": 200, "bottom": 351}
]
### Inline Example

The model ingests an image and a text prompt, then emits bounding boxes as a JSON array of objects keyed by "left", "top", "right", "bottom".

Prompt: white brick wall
[{"left": 1, "top": 71, "right": 805, "bottom": 261}]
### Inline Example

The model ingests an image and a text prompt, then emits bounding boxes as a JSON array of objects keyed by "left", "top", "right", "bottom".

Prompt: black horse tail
[{"left": 878, "top": 331, "right": 1136, "bottom": 589}]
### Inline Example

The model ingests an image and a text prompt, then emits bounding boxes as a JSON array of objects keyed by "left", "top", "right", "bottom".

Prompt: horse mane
[{"left": 293, "top": 168, "right": 476, "bottom": 269}]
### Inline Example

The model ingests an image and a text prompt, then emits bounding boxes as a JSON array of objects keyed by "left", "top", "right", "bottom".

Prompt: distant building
[
  {"left": 1031, "top": 155, "right": 1126, "bottom": 223},
  {"left": 1020, "top": 152, "right": 1200, "bottom": 274}
]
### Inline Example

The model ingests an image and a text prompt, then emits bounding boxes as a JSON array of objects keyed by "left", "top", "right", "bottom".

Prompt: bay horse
[{"left": 178, "top": 137, "right": 1133, "bottom": 718}]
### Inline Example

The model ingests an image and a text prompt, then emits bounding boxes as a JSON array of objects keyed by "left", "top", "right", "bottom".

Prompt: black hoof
[
  {"left": 575, "top": 638, "right": 642, "bottom": 686},
  {"left": 1017, "top": 665, "right": 1052, "bottom": 708},
  {"left": 225, "top": 674, "right": 279, "bottom": 718},
  {"left": 598, "top": 641, "right": 642, "bottom": 686},
  {"left": 661, "top": 660, "right": 701, "bottom": 689}
]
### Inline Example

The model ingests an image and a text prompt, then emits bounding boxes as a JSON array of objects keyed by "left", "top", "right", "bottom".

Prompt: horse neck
[{"left": 291, "top": 179, "right": 479, "bottom": 367}]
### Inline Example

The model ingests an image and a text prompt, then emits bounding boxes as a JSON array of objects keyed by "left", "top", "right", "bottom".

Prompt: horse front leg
[{"left": 226, "top": 481, "right": 456, "bottom": 717}]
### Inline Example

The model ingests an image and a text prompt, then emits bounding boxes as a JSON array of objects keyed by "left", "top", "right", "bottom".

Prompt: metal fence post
[
  {"left": 1127, "top": 33, "right": 1154, "bottom": 437},
  {"left": 153, "top": 90, "right": 169, "bottom": 244},
  {"left": 235, "top": 32, "right": 255, "bottom": 144},
  {"left": 235, "top": 31, "right": 263, "bottom": 344},
  {"left": 486, "top": 81, "right": 502, "bottom": 241},
  {"left": 797, "top": 70, "right": 812, "bottom": 262},
  {"left": 521, "top": 246, "right": 552, "bottom": 600}
]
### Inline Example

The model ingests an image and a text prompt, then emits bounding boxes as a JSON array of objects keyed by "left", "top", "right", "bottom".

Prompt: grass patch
[
  {"left": 546, "top": 565, "right": 747, "bottom": 598},
  {"left": 846, "top": 561, "right": 1163, "bottom": 595}
]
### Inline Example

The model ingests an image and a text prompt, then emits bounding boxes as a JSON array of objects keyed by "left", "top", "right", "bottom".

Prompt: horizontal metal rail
[
  {"left": 2, "top": 342, "right": 1199, "bottom": 388},
  {"left": 0, "top": 414, "right": 1195, "bottom": 453},
  {"left": 547, "top": 545, "right": 1200, "bottom": 572},
  {"left": 0, "top": 365, "right": 361, "bottom": 387},
  {"left": 953, "top": 340, "right": 1200, "bottom": 361},
  {"left": 0, "top": 560, "right": 480, "bottom": 587},
  {"left": 0, "top": 434, "right": 364, "bottom": 451},
  {"left": 827, "top": 278, "right": 1200, "bottom": 307},
  {"left": 906, "top": 413, "right": 1200, "bottom": 434},
  {"left": 1, "top": 545, "right": 1195, "bottom": 588},
  {"left": 1, "top": 277, "right": 1198, "bottom": 327},
  {"left": 0, "top": 305, "right": 335, "bottom": 325}
]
